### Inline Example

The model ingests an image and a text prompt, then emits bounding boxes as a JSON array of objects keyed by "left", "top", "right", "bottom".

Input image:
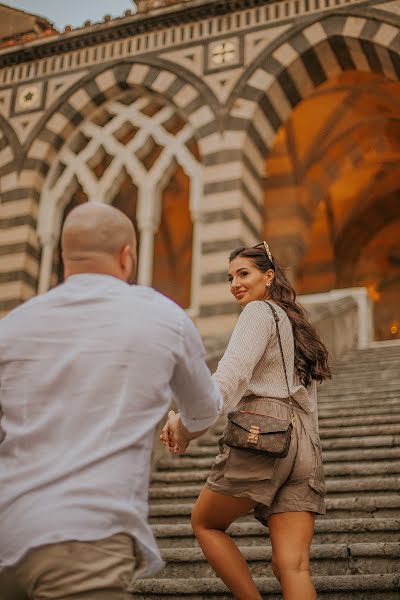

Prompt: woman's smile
[{"left": 228, "top": 257, "right": 272, "bottom": 306}]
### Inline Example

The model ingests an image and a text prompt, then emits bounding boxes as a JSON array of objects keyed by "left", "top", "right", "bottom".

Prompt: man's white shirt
[{"left": 0, "top": 274, "right": 222, "bottom": 575}]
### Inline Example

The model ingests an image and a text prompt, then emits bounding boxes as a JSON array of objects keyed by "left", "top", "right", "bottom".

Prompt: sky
[{"left": 4, "top": 1, "right": 138, "bottom": 29}]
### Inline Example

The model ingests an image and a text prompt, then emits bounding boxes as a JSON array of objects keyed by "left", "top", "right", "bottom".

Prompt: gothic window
[{"left": 39, "top": 90, "right": 201, "bottom": 311}]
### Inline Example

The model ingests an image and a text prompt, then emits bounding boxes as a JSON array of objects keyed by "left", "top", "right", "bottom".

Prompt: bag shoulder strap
[{"left": 264, "top": 301, "right": 295, "bottom": 420}]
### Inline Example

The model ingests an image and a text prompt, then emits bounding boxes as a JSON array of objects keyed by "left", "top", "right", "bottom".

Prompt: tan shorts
[
  {"left": 206, "top": 396, "right": 326, "bottom": 526},
  {"left": 0, "top": 533, "right": 137, "bottom": 600}
]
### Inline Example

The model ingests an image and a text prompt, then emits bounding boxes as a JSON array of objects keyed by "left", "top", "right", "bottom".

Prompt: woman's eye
[{"left": 240, "top": 272, "right": 248, "bottom": 277}]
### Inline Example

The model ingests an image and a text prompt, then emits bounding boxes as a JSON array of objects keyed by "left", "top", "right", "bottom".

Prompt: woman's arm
[{"left": 213, "top": 301, "right": 274, "bottom": 414}]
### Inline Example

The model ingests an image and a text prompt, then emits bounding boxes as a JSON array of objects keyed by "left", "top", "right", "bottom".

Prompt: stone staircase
[{"left": 135, "top": 343, "right": 400, "bottom": 599}]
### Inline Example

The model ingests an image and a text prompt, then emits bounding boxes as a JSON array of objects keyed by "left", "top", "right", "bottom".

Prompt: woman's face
[{"left": 228, "top": 256, "right": 274, "bottom": 307}]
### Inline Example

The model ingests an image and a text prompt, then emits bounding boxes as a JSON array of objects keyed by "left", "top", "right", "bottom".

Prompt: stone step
[
  {"left": 326, "top": 375, "right": 400, "bottom": 384},
  {"left": 152, "top": 518, "right": 400, "bottom": 547},
  {"left": 338, "top": 349, "right": 400, "bottom": 357},
  {"left": 148, "top": 495, "right": 400, "bottom": 523},
  {"left": 321, "top": 378, "right": 400, "bottom": 388},
  {"left": 155, "top": 454, "right": 400, "bottom": 476},
  {"left": 331, "top": 358, "right": 400, "bottom": 370},
  {"left": 332, "top": 353, "right": 400, "bottom": 363},
  {"left": 317, "top": 398, "right": 400, "bottom": 412},
  {"left": 328, "top": 363, "right": 400, "bottom": 373},
  {"left": 199, "top": 433, "right": 400, "bottom": 451},
  {"left": 207, "top": 416, "right": 400, "bottom": 443},
  {"left": 156, "top": 542, "right": 400, "bottom": 578},
  {"left": 203, "top": 403, "right": 400, "bottom": 431},
  {"left": 182, "top": 444, "right": 400, "bottom": 463},
  {"left": 329, "top": 371, "right": 400, "bottom": 379},
  {"left": 152, "top": 454, "right": 396, "bottom": 484},
  {"left": 133, "top": 573, "right": 400, "bottom": 599},
  {"left": 317, "top": 389, "right": 400, "bottom": 401},
  {"left": 320, "top": 424, "right": 400, "bottom": 438},
  {"left": 149, "top": 476, "right": 400, "bottom": 501},
  {"left": 204, "top": 426, "right": 400, "bottom": 446},
  {"left": 330, "top": 370, "right": 399, "bottom": 380},
  {"left": 318, "top": 390, "right": 400, "bottom": 404},
  {"left": 318, "top": 405, "right": 400, "bottom": 418},
  {"left": 152, "top": 465, "right": 400, "bottom": 488},
  {"left": 325, "top": 376, "right": 400, "bottom": 385},
  {"left": 331, "top": 359, "right": 400, "bottom": 367},
  {"left": 317, "top": 414, "right": 400, "bottom": 427}
]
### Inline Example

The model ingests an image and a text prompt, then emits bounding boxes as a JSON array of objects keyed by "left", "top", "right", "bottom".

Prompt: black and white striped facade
[{"left": 0, "top": 0, "right": 399, "bottom": 344}]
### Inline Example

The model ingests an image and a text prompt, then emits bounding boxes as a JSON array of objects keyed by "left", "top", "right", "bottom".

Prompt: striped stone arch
[
  {"left": 16, "top": 60, "right": 221, "bottom": 317},
  {"left": 225, "top": 10, "right": 400, "bottom": 267},
  {"left": 26, "top": 60, "right": 217, "bottom": 183},
  {"left": 0, "top": 60, "right": 218, "bottom": 315}
]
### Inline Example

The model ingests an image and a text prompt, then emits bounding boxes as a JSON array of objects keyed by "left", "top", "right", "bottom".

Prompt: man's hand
[{"left": 160, "top": 410, "right": 190, "bottom": 455}]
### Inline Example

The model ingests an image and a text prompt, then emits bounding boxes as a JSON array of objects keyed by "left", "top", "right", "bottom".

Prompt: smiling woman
[{"left": 162, "top": 240, "right": 332, "bottom": 600}]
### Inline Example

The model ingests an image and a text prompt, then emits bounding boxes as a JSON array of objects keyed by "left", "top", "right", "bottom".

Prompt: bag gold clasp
[{"left": 247, "top": 425, "right": 260, "bottom": 445}]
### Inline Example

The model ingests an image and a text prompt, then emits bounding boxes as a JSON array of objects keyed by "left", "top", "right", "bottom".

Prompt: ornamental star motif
[{"left": 18, "top": 86, "right": 39, "bottom": 109}]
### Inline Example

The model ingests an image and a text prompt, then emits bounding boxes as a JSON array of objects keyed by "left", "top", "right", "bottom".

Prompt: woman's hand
[{"left": 160, "top": 410, "right": 190, "bottom": 455}]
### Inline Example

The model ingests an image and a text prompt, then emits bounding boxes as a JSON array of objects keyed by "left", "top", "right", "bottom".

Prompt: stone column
[
  {"left": 0, "top": 168, "right": 41, "bottom": 314},
  {"left": 136, "top": 184, "right": 160, "bottom": 286},
  {"left": 37, "top": 233, "right": 57, "bottom": 294},
  {"left": 195, "top": 133, "right": 264, "bottom": 339}
]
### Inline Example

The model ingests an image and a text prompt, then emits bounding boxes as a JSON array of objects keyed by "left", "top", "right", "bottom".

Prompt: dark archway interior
[{"left": 264, "top": 71, "right": 400, "bottom": 340}]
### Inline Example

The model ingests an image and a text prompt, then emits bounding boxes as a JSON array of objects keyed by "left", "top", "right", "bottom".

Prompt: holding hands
[{"left": 160, "top": 410, "right": 190, "bottom": 455}]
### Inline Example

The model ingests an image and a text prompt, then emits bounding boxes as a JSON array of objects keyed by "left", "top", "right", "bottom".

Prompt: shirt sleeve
[
  {"left": 212, "top": 301, "right": 274, "bottom": 414},
  {"left": 171, "top": 312, "right": 223, "bottom": 432}
]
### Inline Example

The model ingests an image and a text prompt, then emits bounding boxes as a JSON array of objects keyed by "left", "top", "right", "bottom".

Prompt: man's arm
[{"left": 168, "top": 312, "right": 223, "bottom": 448}]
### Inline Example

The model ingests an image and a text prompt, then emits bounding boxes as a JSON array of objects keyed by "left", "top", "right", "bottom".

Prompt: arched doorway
[{"left": 264, "top": 71, "right": 400, "bottom": 340}]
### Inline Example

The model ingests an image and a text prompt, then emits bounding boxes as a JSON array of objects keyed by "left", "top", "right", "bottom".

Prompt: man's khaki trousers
[{"left": 0, "top": 533, "right": 137, "bottom": 599}]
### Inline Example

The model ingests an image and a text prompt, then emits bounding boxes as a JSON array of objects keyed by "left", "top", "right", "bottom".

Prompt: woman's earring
[{"left": 266, "top": 282, "right": 271, "bottom": 288}]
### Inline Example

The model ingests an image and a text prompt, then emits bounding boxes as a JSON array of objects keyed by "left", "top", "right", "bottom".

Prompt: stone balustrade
[{"left": 299, "top": 287, "right": 374, "bottom": 360}]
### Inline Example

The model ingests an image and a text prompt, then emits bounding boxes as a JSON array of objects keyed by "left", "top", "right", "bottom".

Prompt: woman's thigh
[
  {"left": 192, "top": 486, "right": 258, "bottom": 531},
  {"left": 268, "top": 511, "right": 315, "bottom": 569}
]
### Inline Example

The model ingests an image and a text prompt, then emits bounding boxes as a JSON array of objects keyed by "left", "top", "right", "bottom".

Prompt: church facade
[{"left": 0, "top": 0, "right": 399, "bottom": 348}]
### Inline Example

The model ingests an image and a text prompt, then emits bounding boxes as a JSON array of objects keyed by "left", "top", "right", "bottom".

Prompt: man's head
[{"left": 61, "top": 203, "right": 137, "bottom": 283}]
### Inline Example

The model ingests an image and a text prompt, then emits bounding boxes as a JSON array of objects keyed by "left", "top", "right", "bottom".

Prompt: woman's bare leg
[
  {"left": 191, "top": 486, "right": 262, "bottom": 600},
  {"left": 268, "top": 511, "right": 316, "bottom": 600}
]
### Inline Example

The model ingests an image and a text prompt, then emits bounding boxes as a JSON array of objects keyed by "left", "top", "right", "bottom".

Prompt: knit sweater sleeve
[{"left": 212, "top": 301, "right": 274, "bottom": 414}]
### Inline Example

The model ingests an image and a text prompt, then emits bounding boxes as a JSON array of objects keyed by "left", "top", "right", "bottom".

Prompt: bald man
[{"left": 0, "top": 203, "right": 223, "bottom": 600}]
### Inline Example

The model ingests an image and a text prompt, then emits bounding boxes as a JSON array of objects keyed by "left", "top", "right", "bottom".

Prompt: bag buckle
[{"left": 247, "top": 425, "right": 260, "bottom": 444}]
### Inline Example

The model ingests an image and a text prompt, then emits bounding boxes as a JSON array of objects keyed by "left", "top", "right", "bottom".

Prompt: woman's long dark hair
[{"left": 230, "top": 246, "right": 331, "bottom": 387}]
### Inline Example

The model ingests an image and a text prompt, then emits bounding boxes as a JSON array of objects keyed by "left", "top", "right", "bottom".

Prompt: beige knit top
[{"left": 213, "top": 300, "right": 318, "bottom": 424}]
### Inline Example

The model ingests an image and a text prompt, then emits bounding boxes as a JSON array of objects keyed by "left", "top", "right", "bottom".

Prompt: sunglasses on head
[{"left": 252, "top": 241, "right": 274, "bottom": 265}]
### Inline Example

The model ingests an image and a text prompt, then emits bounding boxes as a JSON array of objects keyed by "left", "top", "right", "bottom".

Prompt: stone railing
[{"left": 299, "top": 287, "right": 374, "bottom": 360}]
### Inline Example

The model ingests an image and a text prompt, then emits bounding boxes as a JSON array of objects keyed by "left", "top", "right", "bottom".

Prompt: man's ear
[
  {"left": 119, "top": 244, "right": 137, "bottom": 283},
  {"left": 119, "top": 245, "right": 131, "bottom": 278},
  {"left": 61, "top": 251, "right": 70, "bottom": 279}
]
